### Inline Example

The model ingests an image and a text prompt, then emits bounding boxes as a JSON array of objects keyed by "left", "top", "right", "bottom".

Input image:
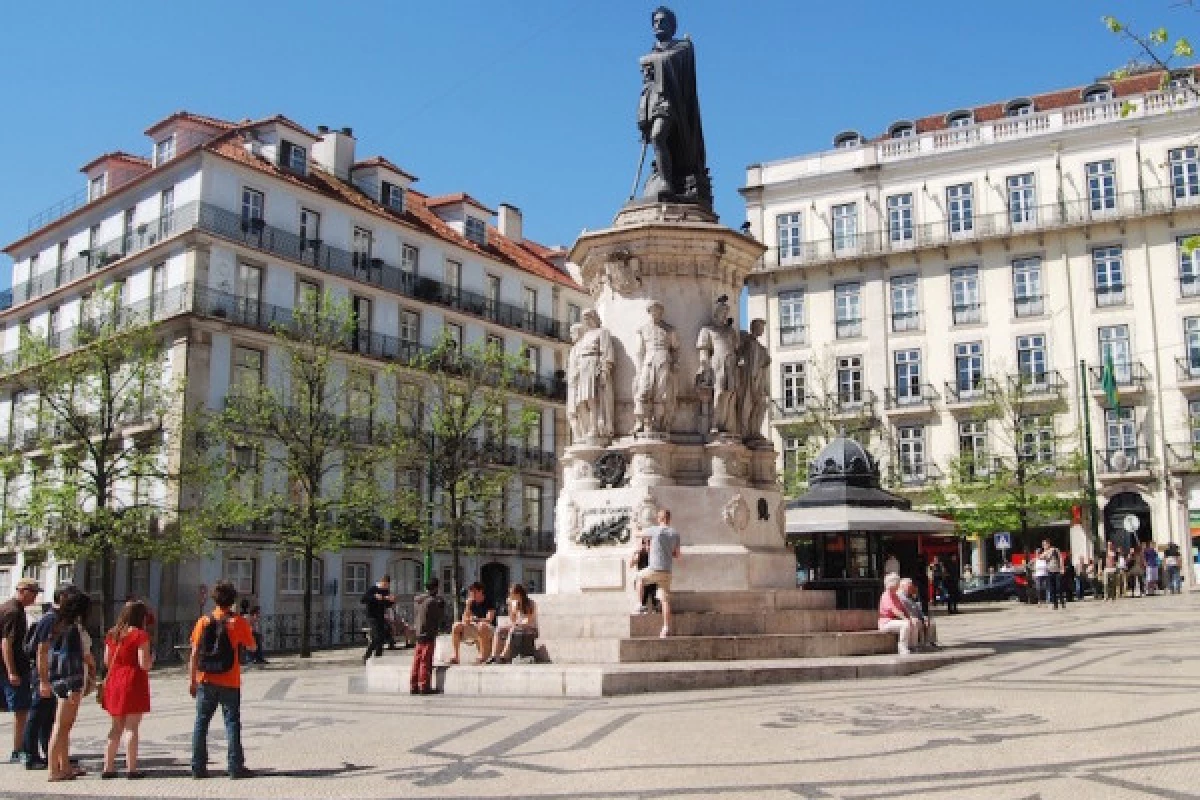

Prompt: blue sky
[{"left": 0, "top": 0, "right": 1185, "bottom": 288}]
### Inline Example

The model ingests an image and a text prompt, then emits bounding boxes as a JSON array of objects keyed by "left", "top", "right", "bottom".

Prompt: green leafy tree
[
  {"left": 0, "top": 285, "right": 206, "bottom": 629},
  {"left": 188, "top": 292, "right": 417, "bottom": 657}
]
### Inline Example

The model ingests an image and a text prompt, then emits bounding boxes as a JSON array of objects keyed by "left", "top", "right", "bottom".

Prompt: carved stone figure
[
  {"left": 738, "top": 318, "right": 771, "bottom": 441},
  {"left": 633, "top": 300, "right": 679, "bottom": 433},
  {"left": 696, "top": 295, "right": 741, "bottom": 435},
  {"left": 722, "top": 494, "right": 750, "bottom": 531},
  {"left": 694, "top": 363, "right": 714, "bottom": 435},
  {"left": 567, "top": 309, "right": 615, "bottom": 441},
  {"left": 637, "top": 6, "right": 711, "bottom": 209}
]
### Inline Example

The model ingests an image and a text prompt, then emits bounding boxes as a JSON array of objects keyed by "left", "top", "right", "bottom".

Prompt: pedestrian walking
[
  {"left": 930, "top": 556, "right": 945, "bottom": 606},
  {"left": 410, "top": 579, "right": 445, "bottom": 695},
  {"left": 631, "top": 508, "right": 682, "bottom": 637},
  {"left": 1043, "top": 539, "right": 1064, "bottom": 609},
  {"left": 189, "top": 581, "right": 257, "bottom": 780},
  {"left": 1104, "top": 542, "right": 1120, "bottom": 601},
  {"left": 1032, "top": 549, "right": 1049, "bottom": 606},
  {"left": 1, "top": 578, "right": 40, "bottom": 765},
  {"left": 1144, "top": 545, "right": 1160, "bottom": 595},
  {"left": 101, "top": 600, "right": 153, "bottom": 779},
  {"left": 46, "top": 590, "right": 93, "bottom": 783},
  {"left": 1164, "top": 543, "right": 1182, "bottom": 594},
  {"left": 24, "top": 585, "right": 74, "bottom": 771},
  {"left": 944, "top": 557, "right": 961, "bottom": 615},
  {"left": 361, "top": 576, "right": 395, "bottom": 664}
]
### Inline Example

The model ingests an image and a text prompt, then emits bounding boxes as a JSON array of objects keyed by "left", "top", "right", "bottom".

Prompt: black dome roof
[{"left": 808, "top": 436, "right": 879, "bottom": 488}]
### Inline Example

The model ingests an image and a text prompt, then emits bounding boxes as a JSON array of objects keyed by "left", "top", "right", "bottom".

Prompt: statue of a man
[
  {"left": 569, "top": 309, "right": 615, "bottom": 441},
  {"left": 638, "top": 6, "right": 711, "bottom": 209},
  {"left": 696, "top": 296, "right": 740, "bottom": 435},
  {"left": 566, "top": 323, "right": 584, "bottom": 442},
  {"left": 738, "top": 318, "right": 771, "bottom": 441},
  {"left": 633, "top": 300, "right": 679, "bottom": 433}
]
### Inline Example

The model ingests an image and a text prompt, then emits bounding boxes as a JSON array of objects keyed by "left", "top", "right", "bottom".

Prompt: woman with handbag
[
  {"left": 100, "top": 600, "right": 153, "bottom": 780},
  {"left": 486, "top": 584, "right": 539, "bottom": 664},
  {"left": 46, "top": 591, "right": 92, "bottom": 782}
]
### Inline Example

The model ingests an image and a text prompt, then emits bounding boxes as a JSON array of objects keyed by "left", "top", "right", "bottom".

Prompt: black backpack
[
  {"left": 197, "top": 613, "right": 237, "bottom": 674},
  {"left": 48, "top": 625, "right": 85, "bottom": 696}
]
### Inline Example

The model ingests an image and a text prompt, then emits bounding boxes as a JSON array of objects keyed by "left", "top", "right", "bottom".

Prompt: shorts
[
  {"left": 0, "top": 669, "right": 33, "bottom": 712},
  {"left": 637, "top": 568, "right": 673, "bottom": 600},
  {"left": 460, "top": 621, "right": 492, "bottom": 643}
]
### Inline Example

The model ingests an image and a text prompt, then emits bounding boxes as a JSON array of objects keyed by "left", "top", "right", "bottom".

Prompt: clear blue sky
[{"left": 0, "top": 0, "right": 1185, "bottom": 288}]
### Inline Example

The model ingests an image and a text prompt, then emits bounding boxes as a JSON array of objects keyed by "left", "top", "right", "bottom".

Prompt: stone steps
[
  {"left": 536, "top": 608, "right": 878, "bottom": 640},
  {"left": 533, "top": 588, "right": 837, "bottom": 616},
  {"left": 542, "top": 630, "right": 896, "bottom": 664}
]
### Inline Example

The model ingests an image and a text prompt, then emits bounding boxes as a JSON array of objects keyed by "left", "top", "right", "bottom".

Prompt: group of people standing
[{"left": 1089, "top": 540, "right": 1184, "bottom": 601}]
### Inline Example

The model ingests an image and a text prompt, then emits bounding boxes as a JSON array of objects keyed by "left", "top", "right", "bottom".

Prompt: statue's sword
[{"left": 629, "top": 140, "right": 648, "bottom": 201}]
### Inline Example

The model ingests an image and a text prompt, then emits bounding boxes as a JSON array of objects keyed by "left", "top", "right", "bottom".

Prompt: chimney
[
  {"left": 311, "top": 126, "right": 356, "bottom": 180},
  {"left": 498, "top": 203, "right": 523, "bottom": 242}
]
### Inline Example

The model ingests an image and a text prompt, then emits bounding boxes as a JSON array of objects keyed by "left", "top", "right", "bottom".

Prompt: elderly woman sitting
[
  {"left": 898, "top": 577, "right": 938, "bottom": 650},
  {"left": 878, "top": 572, "right": 915, "bottom": 655}
]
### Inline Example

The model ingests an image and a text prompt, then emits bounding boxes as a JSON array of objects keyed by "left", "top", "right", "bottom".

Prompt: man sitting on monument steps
[{"left": 632, "top": 509, "right": 681, "bottom": 638}]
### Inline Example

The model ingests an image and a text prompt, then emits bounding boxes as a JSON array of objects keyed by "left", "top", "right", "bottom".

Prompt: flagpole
[{"left": 1079, "top": 359, "right": 1101, "bottom": 554}]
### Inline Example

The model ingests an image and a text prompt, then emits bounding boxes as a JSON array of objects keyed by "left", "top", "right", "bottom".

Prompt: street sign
[{"left": 994, "top": 532, "right": 1012, "bottom": 550}]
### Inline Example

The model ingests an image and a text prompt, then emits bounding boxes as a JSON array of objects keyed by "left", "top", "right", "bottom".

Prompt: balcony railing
[
  {"left": 835, "top": 318, "right": 862, "bottom": 339},
  {"left": 1007, "top": 369, "right": 1068, "bottom": 400},
  {"left": 1095, "top": 284, "right": 1127, "bottom": 307},
  {"left": 2, "top": 200, "right": 570, "bottom": 343},
  {"left": 884, "top": 383, "right": 938, "bottom": 411},
  {"left": 943, "top": 377, "right": 996, "bottom": 405},
  {"left": 890, "top": 309, "right": 922, "bottom": 333},
  {"left": 951, "top": 303, "right": 982, "bottom": 325},
  {"left": 828, "top": 388, "right": 877, "bottom": 416},
  {"left": 1013, "top": 295, "right": 1045, "bottom": 318},
  {"left": 890, "top": 462, "right": 943, "bottom": 487},
  {"left": 778, "top": 324, "right": 807, "bottom": 346},
  {"left": 1088, "top": 361, "right": 1150, "bottom": 392},
  {"left": 1166, "top": 443, "right": 1200, "bottom": 472},
  {"left": 1177, "top": 355, "right": 1200, "bottom": 383},
  {"left": 1182, "top": 275, "right": 1200, "bottom": 298},
  {"left": 771, "top": 395, "right": 819, "bottom": 420},
  {"left": 1095, "top": 446, "right": 1154, "bottom": 476}
]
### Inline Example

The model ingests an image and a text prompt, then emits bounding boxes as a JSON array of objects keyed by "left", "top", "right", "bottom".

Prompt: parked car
[{"left": 960, "top": 572, "right": 1020, "bottom": 603}]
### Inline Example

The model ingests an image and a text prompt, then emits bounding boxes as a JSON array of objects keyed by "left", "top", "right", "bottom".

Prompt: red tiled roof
[
  {"left": 144, "top": 111, "right": 235, "bottom": 136},
  {"left": 425, "top": 192, "right": 497, "bottom": 215},
  {"left": 78, "top": 151, "right": 151, "bottom": 173},
  {"left": 351, "top": 156, "right": 418, "bottom": 183}
]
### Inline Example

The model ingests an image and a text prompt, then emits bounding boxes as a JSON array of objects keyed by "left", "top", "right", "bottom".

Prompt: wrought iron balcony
[
  {"left": 827, "top": 388, "right": 877, "bottom": 416},
  {"left": 1006, "top": 369, "right": 1067, "bottom": 400},
  {"left": 1094, "top": 446, "right": 1154, "bottom": 476},
  {"left": 884, "top": 383, "right": 939, "bottom": 412},
  {"left": 890, "top": 309, "right": 922, "bottom": 333},
  {"left": 890, "top": 462, "right": 943, "bottom": 488},
  {"left": 1166, "top": 443, "right": 1200, "bottom": 473},
  {"left": 951, "top": 302, "right": 982, "bottom": 325},
  {"left": 1176, "top": 355, "right": 1200, "bottom": 384},
  {"left": 1013, "top": 295, "right": 1045, "bottom": 318},
  {"left": 835, "top": 318, "right": 863, "bottom": 339},
  {"left": 778, "top": 324, "right": 807, "bottom": 347},
  {"left": 1095, "top": 284, "right": 1128, "bottom": 307},
  {"left": 943, "top": 377, "right": 996, "bottom": 406},
  {"left": 1182, "top": 275, "right": 1200, "bottom": 298},
  {"left": 1088, "top": 361, "right": 1150, "bottom": 393}
]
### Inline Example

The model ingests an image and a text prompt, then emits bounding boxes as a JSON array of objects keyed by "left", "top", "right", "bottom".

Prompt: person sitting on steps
[{"left": 449, "top": 583, "right": 494, "bottom": 665}]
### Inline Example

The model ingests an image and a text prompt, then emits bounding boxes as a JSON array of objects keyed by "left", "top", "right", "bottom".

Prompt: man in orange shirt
[{"left": 188, "top": 581, "right": 256, "bottom": 780}]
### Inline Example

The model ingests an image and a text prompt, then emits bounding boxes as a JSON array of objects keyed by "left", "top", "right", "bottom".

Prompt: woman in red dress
[{"left": 101, "top": 600, "right": 153, "bottom": 779}]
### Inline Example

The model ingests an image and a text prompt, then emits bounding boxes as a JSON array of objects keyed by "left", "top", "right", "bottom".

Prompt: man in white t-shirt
[
  {"left": 1042, "top": 539, "right": 1064, "bottom": 609},
  {"left": 630, "top": 509, "right": 681, "bottom": 638}
]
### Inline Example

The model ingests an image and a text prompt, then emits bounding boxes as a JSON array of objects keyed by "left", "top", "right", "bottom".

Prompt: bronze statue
[{"left": 636, "top": 6, "right": 711, "bottom": 209}]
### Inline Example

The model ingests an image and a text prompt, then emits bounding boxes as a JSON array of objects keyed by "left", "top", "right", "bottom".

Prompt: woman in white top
[
  {"left": 1032, "top": 550, "right": 1049, "bottom": 605},
  {"left": 486, "top": 584, "right": 539, "bottom": 664}
]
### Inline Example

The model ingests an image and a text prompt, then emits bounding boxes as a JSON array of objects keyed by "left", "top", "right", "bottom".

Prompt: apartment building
[
  {"left": 743, "top": 67, "right": 1200, "bottom": 579},
  {"left": 0, "top": 111, "right": 588, "bottom": 622}
]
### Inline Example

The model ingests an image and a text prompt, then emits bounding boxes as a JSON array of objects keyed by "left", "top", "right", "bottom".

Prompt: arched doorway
[
  {"left": 480, "top": 562, "right": 509, "bottom": 613},
  {"left": 1104, "top": 491, "right": 1152, "bottom": 549}
]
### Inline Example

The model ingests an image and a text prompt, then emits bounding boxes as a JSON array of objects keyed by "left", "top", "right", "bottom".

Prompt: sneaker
[{"left": 8, "top": 751, "right": 21, "bottom": 764}]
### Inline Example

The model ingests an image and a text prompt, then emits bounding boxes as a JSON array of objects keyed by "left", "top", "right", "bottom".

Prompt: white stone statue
[
  {"left": 633, "top": 300, "right": 679, "bottom": 434},
  {"left": 696, "top": 295, "right": 741, "bottom": 435},
  {"left": 738, "top": 318, "right": 771, "bottom": 441},
  {"left": 568, "top": 309, "right": 615, "bottom": 441}
]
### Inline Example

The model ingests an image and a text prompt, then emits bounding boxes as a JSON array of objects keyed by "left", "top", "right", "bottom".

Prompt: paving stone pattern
[{"left": 1, "top": 594, "right": 1198, "bottom": 799}]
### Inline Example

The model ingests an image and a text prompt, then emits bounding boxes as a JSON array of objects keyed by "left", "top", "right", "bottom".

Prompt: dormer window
[
  {"left": 280, "top": 140, "right": 307, "bottom": 175},
  {"left": 1168, "top": 70, "right": 1194, "bottom": 89},
  {"left": 382, "top": 181, "right": 405, "bottom": 212},
  {"left": 1004, "top": 98, "right": 1033, "bottom": 117},
  {"left": 465, "top": 216, "right": 487, "bottom": 246},
  {"left": 946, "top": 110, "right": 974, "bottom": 128},
  {"left": 833, "top": 131, "right": 863, "bottom": 149},
  {"left": 154, "top": 134, "right": 177, "bottom": 166},
  {"left": 888, "top": 121, "right": 915, "bottom": 139},
  {"left": 89, "top": 174, "right": 108, "bottom": 201},
  {"left": 1082, "top": 84, "right": 1113, "bottom": 103}
]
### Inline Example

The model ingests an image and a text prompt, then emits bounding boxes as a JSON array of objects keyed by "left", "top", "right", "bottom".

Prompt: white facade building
[
  {"left": 0, "top": 112, "right": 587, "bottom": 624},
  {"left": 743, "top": 68, "right": 1200, "bottom": 580}
]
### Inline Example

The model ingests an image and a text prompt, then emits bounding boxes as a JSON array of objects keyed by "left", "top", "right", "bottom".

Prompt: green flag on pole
[{"left": 1101, "top": 352, "right": 1119, "bottom": 410}]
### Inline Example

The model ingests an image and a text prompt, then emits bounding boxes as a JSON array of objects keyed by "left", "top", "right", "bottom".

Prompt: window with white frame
[
  {"left": 1171, "top": 147, "right": 1200, "bottom": 201},
  {"left": 958, "top": 420, "right": 989, "bottom": 476},
  {"left": 1191, "top": 400, "right": 1200, "bottom": 449},
  {"left": 128, "top": 559, "right": 150, "bottom": 598},
  {"left": 224, "top": 557, "right": 256, "bottom": 595},
  {"left": 781, "top": 362, "right": 806, "bottom": 411},
  {"left": 897, "top": 426, "right": 926, "bottom": 481},
  {"left": 886, "top": 193, "right": 913, "bottom": 243},
  {"left": 779, "top": 290, "right": 805, "bottom": 345},
  {"left": 832, "top": 203, "right": 857, "bottom": 250},
  {"left": 296, "top": 278, "right": 320, "bottom": 310},
  {"left": 401, "top": 243, "right": 419, "bottom": 275},
  {"left": 837, "top": 356, "right": 863, "bottom": 406},
  {"left": 893, "top": 349, "right": 922, "bottom": 402},
  {"left": 56, "top": 563, "right": 75, "bottom": 586},
  {"left": 782, "top": 436, "right": 803, "bottom": 476},
  {"left": 300, "top": 208, "right": 321, "bottom": 248},
  {"left": 777, "top": 213, "right": 803, "bottom": 261},
  {"left": 1020, "top": 415, "right": 1056, "bottom": 464},
  {"left": 1016, "top": 334, "right": 1048, "bottom": 386},
  {"left": 159, "top": 187, "right": 175, "bottom": 234},
  {"left": 444, "top": 259, "right": 462, "bottom": 291},
  {"left": 946, "top": 184, "right": 974, "bottom": 233},
  {"left": 465, "top": 216, "right": 487, "bottom": 246},
  {"left": 947, "top": 111, "right": 973, "bottom": 127},
  {"left": 523, "top": 287, "right": 538, "bottom": 321},
  {"left": 444, "top": 322, "right": 463, "bottom": 350},
  {"left": 1083, "top": 86, "right": 1113, "bottom": 103},
  {"left": 1179, "top": 236, "right": 1200, "bottom": 297},
  {"left": 1098, "top": 324, "right": 1132, "bottom": 383},
  {"left": 352, "top": 227, "right": 372, "bottom": 270},
  {"left": 1093, "top": 246, "right": 1125, "bottom": 306},
  {"left": 344, "top": 562, "right": 369, "bottom": 596},
  {"left": 89, "top": 174, "right": 107, "bottom": 201},
  {"left": 525, "top": 408, "right": 542, "bottom": 450},
  {"left": 1185, "top": 317, "right": 1200, "bottom": 374},
  {"left": 523, "top": 484, "right": 542, "bottom": 533},
  {"left": 1007, "top": 173, "right": 1037, "bottom": 224},
  {"left": 954, "top": 341, "right": 985, "bottom": 395},
  {"left": 1086, "top": 160, "right": 1117, "bottom": 212},
  {"left": 523, "top": 344, "right": 540, "bottom": 374},
  {"left": 231, "top": 445, "right": 259, "bottom": 502},
  {"left": 397, "top": 309, "right": 419, "bottom": 347},
  {"left": 281, "top": 557, "right": 322, "bottom": 594},
  {"left": 232, "top": 346, "right": 263, "bottom": 394},
  {"left": 1012, "top": 257, "right": 1043, "bottom": 316},
  {"left": 281, "top": 140, "right": 307, "bottom": 174},
  {"left": 241, "top": 188, "right": 264, "bottom": 229},
  {"left": 1104, "top": 407, "right": 1137, "bottom": 461},
  {"left": 835, "top": 283, "right": 862, "bottom": 338},
  {"left": 890, "top": 275, "right": 919, "bottom": 332},
  {"left": 567, "top": 303, "right": 581, "bottom": 328},
  {"left": 951, "top": 266, "right": 981, "bottom": 324},
  {"left": 382, "top": 181, "right": 405, "bottom": 212},
  {"left": 154, "top": 134, "right": 176, "bottom": 166}
]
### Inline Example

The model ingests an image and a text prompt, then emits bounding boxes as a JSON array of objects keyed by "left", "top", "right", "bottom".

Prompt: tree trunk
[
  {"left": 451, "top": 539, "right": 462, "bottom": 622},
  {"left": 301, "top": 540, "right": 314, "bottom": 658},
  {"left": 100, "top": 543, "right": 117, "bottom": 635}
]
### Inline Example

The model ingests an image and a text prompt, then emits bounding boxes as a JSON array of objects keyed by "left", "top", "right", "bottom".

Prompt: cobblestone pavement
[{"left": 1, "top": 593, "right": 1197, "bottom": 800}]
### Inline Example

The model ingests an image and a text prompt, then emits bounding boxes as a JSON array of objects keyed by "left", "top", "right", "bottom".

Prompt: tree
[
  {"left": 399, "top": 333, "right": 538, "bottom": 620},
  {"left": 188, "top": 292, "right": 417, "bottom": 657},
  {"left": 0, "top": 284, "right": 207, "bottom": 629},
  {"left": 929, "top": 373, "right": 1086, "bottom": 560}
]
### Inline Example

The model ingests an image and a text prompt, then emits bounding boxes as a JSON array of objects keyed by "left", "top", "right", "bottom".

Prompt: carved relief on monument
[
  {"left": 633, "top": 300, "right": 679, "bottom": 434},
  {"left": 582, "top": 250, "right": 641, "bottom": 298},
  {"left": 696, "top": 295, "right": 741, "bottom": 435},
  {"left": 722, "top": 494, "right": 750, "bottom": 531}
]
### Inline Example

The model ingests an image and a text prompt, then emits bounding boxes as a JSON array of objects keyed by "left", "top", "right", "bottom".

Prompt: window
[
  {"left": 523, "top": 485, "right": 543, "bottom": 533},
  {"left": 832, "top": 203, "right": 857, "bottom": 250},
  {"left": 56, "top": 563, "right": 75, "bottom": 586},
  {"left": 1099, "top": 324, "right": 1132, "bottom": 383},
  {"left": 1170, "top": 147, "right": 1200, "bottom": 201},
  {"left": 779, "top": 290, "right": 805, "bottom": 345},
  {"left": 1179, "top": 236, "right": 1200, "bottom": 297},
  {"left": 951, "top": 267, "right": 981, "bottom": 324},
  {"left": 444, "top": 260, "right": 462, "bottom": 292},
  {"left": 526, "top": 409, "right": 542, "bottom": 450},
  {"left": 224, "top": 558, "right": 256, "bottom": 595},
  {"left": 344, "top": 563, "right": 369, "bottom": 597},
  {"left": 159, "top": 187, "right": 175, "bottom": 234},
  {"left": 154, "top": 134, "right": 176, "bottom": 166},
  {"left": 955, "top": 341, "right": 985, "bottom": 395},
  {"left": 465, "top": 216, "right": 487, "bottom": 246},
  {"left": 444, "top": 322, "right": 463, "bottom": 350},
  {"left": 777, "top": 213, "right": 803, "bottom": 261},
  {"left": 890, "top": 275, "right": 919, "bottom": 332},
  {"left": 781, "top": 362, "right": 806, "bottom": 411},
  {"left": 485, "top": 333, "right": 504, "bottom": 354},
  {"left": 232, "top": 346, "right": 263, "bottom": 394},
  {"left": 382, "top": 181, "right": 405, "bottom": 212},
  {"left": 523, "top": 287, "right": 538, "bottom": 323},
  {"left": 947, "top": 184, "right": 974, "bottom": 233},
  {"left": 566, "top": 303, "right": 581, "bottom": 328},
  {"left": 88, "top": 224, "right": 100, "bottom": 258},
  {"left": 296, "top": 278, "right": 320, "bottom": 311},
  {"left": 150, "top": 264, "right": 166, "bottom": 315},
  {"left": 1086, "top": 160, "right": 1117, "bottom": 212},
  {"left": 835, "top": 283, "right": 862, "bottom": 338},
  {"left": 1021, "top": 415, "right": 1056, "bottom": 464},
  {"left": 352, "top": 227, "right": 372, "bottom": 271},
  {"left": 523, "top": 344, "right": 540, "bottom": 374},
  {"left": 1083, "top": 86, "right": 1113, "bottom": 103},
  {"left": 833, "top": 131, "right": 862, "bottom": 149},
  {"left": 1104, "top": 407, "right": 1137, "bottom": 460},
  {"left": 348, "top": 372, "right": 373, "bottom": 421},
  {"left": 893, "top": 349, "right": 922, "bottom": 402},
  {"left": 1005, "top": 100, "right": 1033, "bottom": 117},
  {"left": 399, "top": 309, "right": 420, "bottom": 345},
  {"left": 280, "top": 140, "right": 307, "bottom": 174},
  {"left": 235, "top": 263, "right": 261, "bottom": 320},
  {"left": 241, "top": 188, "right": 264, "bottom": 230},
  {"left": 782, "top": 436, "right": 803, "bottom": 476},
  {"left": 1016, "top": 334, "right": 1048, "bottom": 386},
  {"left": 1169, "top": 71, "right": 1195, "bottom": 90},
  {"left": 352, "top": 296, "right": 371, "bottom": 350},
  {"left": 1191, "top": 400, "right": 1200, "bottom": 450},
  {"left": 1007, "top": 173, "right": 1037, "bottom": 224},
  {"left": 959, "top": 420, "right": 989, "bottom": 476},
  {"left": 89, "top": 174, "right": 107, "bottom": 201},
  {"left": 122, "top": 208, "right": 136, "bottom": 252},
  {"left": 837, "top": 356, "right": 863, "bottom": 407},
  {"left": 889, "top": 122, "right": 914, "bottom": 138},
  {"left": 1185, "top": 317, "right": 1200, "bottom": 374},
  {"left": 401, "top": 243, "right": 419, "bottom": 275},
  {"left": 281, "top": 557, "right": 322, "bottom": 594},
  {"left": 300, "top": 208, "right": 321, "bottom": 249},
  {"left": 947, "top": 111, "right": 973, "bottom": 128},
  {"left": 897, "top": 426, "right": 926, "bottom": 482},
  {"left": 127, "top": 559, "right": 150, "bottom": 598},
  {"left": 1012, "top": 257, "right": 1043, "bottom": 316},
  {"left": 886, "top": 194, "right": 913, "bottom": 243},
  {"left": 524, "top": 568, "right": 544, "bottom": 594},
  {"left": 1093, "top": 246, "right": 1125, "bottom": 306}
]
